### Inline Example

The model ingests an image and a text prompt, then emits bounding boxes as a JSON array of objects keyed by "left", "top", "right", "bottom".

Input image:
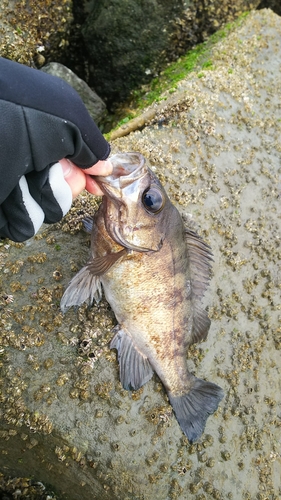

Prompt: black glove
[
  {"left": 0, "top": 163, "right": 73, "bottom": 241},
  {"left": 0, "top": 57, "right": 110, "bottom": 242}
]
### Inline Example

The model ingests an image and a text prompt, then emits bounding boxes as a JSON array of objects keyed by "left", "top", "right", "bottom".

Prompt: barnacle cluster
[
  {"left": 109, "top": 9, "right": 281, "bottom": 499},
  {"left": 0, "top": 473, "right": 56, "bottom": 500},
  {"left": 0, "top": 0, "right": 72, "bottom": 67}
]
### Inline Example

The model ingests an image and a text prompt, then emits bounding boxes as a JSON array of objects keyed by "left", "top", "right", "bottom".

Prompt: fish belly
[{"left": 101, "top": 240, "right": 192, "bottom": 392}]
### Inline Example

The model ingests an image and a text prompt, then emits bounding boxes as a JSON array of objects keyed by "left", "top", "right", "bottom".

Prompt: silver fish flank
[{"left": 61, "top": 152, "right": 224, "bottom": 442}]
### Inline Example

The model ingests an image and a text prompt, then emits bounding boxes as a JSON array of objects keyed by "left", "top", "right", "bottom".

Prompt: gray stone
[
  {"left": 41, "top": 62, "right": 107, "bottom": 125},
  {"left": 0, "top": 9, "right": 280, "bottom": 500}
]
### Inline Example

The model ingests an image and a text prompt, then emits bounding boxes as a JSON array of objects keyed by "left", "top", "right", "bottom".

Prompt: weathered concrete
[{"left": 0, "top": 9, "right": 280, "bottom": 500}]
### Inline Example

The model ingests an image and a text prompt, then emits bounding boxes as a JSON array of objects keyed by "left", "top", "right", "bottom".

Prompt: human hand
[
  {"left": 60, "top": 159, "right": 113, "bottom": 198},
  {"left": 0, "top": 57, "right": 112, "bottom": 242},
  {"left": 0, "top": 159, "right": 113, "bottom": 242}
]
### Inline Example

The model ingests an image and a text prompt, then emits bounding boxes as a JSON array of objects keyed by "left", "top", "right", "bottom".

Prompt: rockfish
[{"left": 61, "top": 152, "right": 223, "bottom": 442}]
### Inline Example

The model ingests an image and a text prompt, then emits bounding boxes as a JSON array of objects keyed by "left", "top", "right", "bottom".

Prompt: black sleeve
[{"left": 0, "top": 57, "right": 110, "bottom": 241}]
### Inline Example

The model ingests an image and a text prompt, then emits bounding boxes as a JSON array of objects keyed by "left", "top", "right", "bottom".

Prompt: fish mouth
[
  {"left": 95, "top": 152, "right": 163, "bottom": 252},
  {"left": 95, "top": 152, "right": 147, "bottom": 189}
]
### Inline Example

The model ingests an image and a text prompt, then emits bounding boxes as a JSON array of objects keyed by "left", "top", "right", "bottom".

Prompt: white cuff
[
  {"left": 49, "top": 162, "right": 72, "bottom": 216},
  {"left": 19, "top": 176, "right": 45, "bottom": 234}
]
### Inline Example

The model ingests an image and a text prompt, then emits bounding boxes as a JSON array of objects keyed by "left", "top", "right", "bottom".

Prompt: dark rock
[
  {"left": 80, "top": 0, "right": 260, "bottom": 107},
  {"left": 258, "top": 0, "right": 281, "bottom": 15},
  {"left": 82, "top": 0, "right": 184, "bottom": 106}
]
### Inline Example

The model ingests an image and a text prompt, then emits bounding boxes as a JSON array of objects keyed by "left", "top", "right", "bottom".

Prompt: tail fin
[{"left": 168, "top": 378, "right": 224, "bottom": 443}]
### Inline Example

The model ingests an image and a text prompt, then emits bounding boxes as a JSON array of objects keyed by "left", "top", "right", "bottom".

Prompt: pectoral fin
[
  {"left": 60, "top": 264, "right": 102, "bottom": 312},
  {"left": 83, "top": 216, "right": 94, "bottom": 233},
  {"left": 60, "top": 249, "right": 127, "bottom": 313},
  {"left": 88, "top": 248, "right": 127, "bottom": 276},
  {"left": 110, "top": 328, "right": 154, "bottom": 391}
]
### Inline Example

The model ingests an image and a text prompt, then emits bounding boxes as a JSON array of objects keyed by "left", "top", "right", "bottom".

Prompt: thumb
[{"left": 60, "top": 159, "right": 86, "bottom": 199}]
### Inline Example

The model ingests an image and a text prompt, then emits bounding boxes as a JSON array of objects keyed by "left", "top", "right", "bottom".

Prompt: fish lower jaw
[
  {"left": 109, "top": 222, "right": 162, "bottom": 251},
  {"left": 124, "top": 235, "right": 162, "bottom": 252},
  {"left": 123, "top": 238, "right": 159, "bottom": 252}
]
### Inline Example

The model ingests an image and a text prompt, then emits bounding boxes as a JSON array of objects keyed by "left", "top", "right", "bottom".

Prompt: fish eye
[{"left": 142, "top": 187, "right": 165, "bottom": 214}]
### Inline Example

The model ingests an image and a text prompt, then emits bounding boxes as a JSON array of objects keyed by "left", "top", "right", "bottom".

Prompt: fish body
[{"left": 61, "top": 152, "right": 223, "bottom": 442}]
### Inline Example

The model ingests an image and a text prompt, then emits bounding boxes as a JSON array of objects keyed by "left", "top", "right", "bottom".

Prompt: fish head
[{"left": 95, "top": 152, "right": 173, "bottom": 252}]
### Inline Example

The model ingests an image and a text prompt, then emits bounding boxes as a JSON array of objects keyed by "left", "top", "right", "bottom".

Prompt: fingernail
[
  {"left": 104, "top": 159, "right": 113, "bottom": 174},
  {"left": 60, "top": 159, "right": 73, "bottom": 178}
]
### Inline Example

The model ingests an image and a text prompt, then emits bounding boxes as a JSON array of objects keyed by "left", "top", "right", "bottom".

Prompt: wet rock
[
  {"left": 258, "top": 0, "right": 281, "bottom": 15},
  {"left": 80, "top": 0, "right": 260, "bottom": 106},
  {"left": 41, "top": 62, "right": 108, "bottom": 125},
  {"left": 0, "top": 0, "right": 72, "bottom": 66},
  {"left": 0, "top": 9, "right": 280, "bottom": 500}
]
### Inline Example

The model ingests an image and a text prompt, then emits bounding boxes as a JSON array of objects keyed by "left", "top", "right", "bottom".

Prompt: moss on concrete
[{"left": 106, "top": 12, "right": 250, "bottom": 139}]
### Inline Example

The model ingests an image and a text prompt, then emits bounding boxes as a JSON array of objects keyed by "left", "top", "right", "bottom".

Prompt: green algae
[{"left": 105, "top": 11, "right": 250, "bottom": 139}]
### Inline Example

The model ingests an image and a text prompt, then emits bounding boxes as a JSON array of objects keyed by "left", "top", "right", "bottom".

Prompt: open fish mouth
[
  {"left": 95, "top": 152, "right": 147, "bottom": 189},
  {"left": 94, "top": 151, "right": 166, "bottom": 252}
]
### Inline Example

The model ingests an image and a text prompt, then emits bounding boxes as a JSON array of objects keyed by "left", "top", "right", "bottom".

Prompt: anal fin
[{"left": 110, "top": 329, "right": 154, "bottom": 391}]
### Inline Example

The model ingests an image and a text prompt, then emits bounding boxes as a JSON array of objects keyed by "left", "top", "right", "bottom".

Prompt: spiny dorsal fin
[
  {"left": 185, "top": 229, "right": 213, "bottom": 300},
  {"left": 191, "top": 306, "right": 211, "bottom": 343}
]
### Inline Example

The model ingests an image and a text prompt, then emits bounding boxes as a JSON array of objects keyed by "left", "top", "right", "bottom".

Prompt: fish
[{"left": 61, "top": 152, "right": 223, "bottom": 442}]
